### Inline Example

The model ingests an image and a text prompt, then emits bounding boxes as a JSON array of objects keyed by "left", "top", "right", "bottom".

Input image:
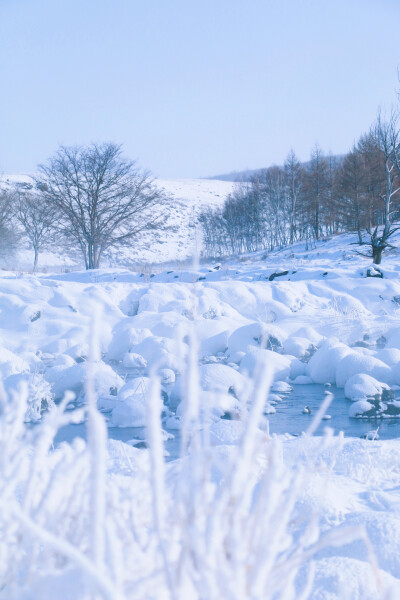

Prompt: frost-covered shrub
[{"left": 4, "top": 372, "right": 54, "bottom": 422}]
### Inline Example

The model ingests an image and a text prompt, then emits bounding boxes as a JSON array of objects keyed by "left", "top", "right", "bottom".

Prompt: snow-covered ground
[{"left": 2, "top": 215, "right": 400, "bottom": 597}]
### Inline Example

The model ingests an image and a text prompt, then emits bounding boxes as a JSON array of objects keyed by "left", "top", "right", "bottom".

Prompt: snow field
[
  {"left": 2, "top": 231, "right": 400, "bottom": 597},
  {"left": 1, "top": 246, "right": 400, "bottom": 423}
]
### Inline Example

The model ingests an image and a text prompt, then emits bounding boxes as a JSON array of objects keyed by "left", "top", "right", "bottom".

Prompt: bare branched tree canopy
[
  {"left": 36, "top": 143, "right": 167, "bottom": 269},
  {"left": 199, "top": 108, "right": 400, "bottom": 263},
  {"left": 0, "top": 188, "right": 19, "bottom": 259},
  {"left": 15, "top": 193, "right": 56, "bottom": 272}
]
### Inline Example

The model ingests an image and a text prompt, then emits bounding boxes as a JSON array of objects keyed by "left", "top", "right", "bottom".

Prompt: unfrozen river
[{"left": 52, "top": 384, "right": 400, "bottom": 461}]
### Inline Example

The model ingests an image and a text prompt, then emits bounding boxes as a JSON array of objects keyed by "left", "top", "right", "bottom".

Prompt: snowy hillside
[{"left": 1, "top": 175, "right": 235, "bottom": 269}]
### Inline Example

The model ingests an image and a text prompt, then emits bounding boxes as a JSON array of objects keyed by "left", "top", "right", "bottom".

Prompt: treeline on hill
[{"left": 199, "top": 111, "right": 400, "bottom": 264}]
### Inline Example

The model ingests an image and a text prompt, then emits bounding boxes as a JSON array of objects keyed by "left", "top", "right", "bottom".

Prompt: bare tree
[
  {"left": 354, "top": 112, "right": 400, "bottom": 264},
  {"left": 304, "top": 145, "right": 329, "bottom": 240},
  {"left": 355, "top": 225, "right": 399, "bottom": 265},
  {"left": 284, "top": 150, "right": 303, "bottom": 244},
  {"left": 373, "top": 110, "right": 400, "bottom": 235},
  {"left": 338, "top": 144, "right": 367, "bottom": 244},
  {"left": 36, "top": 143, "right": 167, "bottom": 269},
  {"left": 15, "top": 192, "right": 56, "bottom": 272},
  {"left": 0, "top": 188, "right": 19, "bottom": 259}
]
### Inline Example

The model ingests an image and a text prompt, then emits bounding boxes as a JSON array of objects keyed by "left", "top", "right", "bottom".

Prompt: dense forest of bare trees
[{"left": 200, "top": 112, "right": 400, "bottom": 263}]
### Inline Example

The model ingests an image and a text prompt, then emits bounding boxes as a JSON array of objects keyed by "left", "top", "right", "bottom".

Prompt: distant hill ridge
[{"left": 206, "top": 154, "right": 345, "bottom": 182}]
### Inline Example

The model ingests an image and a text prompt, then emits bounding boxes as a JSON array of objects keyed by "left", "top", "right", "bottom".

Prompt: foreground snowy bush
[{"left": 2, "top": 344, "right": 388, "bottom": 600}]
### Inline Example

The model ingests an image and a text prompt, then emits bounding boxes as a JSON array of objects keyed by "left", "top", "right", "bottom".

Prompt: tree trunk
[
  {"left": 94, "top": 247, "right": 102, "bottom": 269},
  {"left": 33, "top": 247, "right": 39, "bottom": 273},
  {"left": 372, "top": 247, "right": 383, "bottom": 264},
  {"left": 87, "top": 242, "right": 95, "bottom": 269}
]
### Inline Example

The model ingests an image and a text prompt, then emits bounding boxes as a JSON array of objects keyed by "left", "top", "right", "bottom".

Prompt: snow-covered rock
[
  {"left": 386, "top": 327, "right": 400, "bottom": 350},
  {"left": 292, "top": 375, "right": 313, "bottom": 385},
  {"left": 336, "top": 352, "right": 393, "bottom": 388},
  {"left": 107, "top": 322, "right": 152, "bottom": 361},
  {"left": 308, "top": 341, "right": 352, "bottom": 384},
  {"left": 348, "top": 399, "right": 374, "bottom": 417},
  {"left": 344, "top": 374, "right": 392, "bottom": 402},
  {"left": 282, "top": 336, "right": 316, "bottom": 361},
  {"left": 271, "top": 381, "right": 292, "bottom": 393},
  {"left": 122, "top": 352, "right": 147, "bottom": 369},
  {"left": 376, "top": 347, "right": 400, "bottom": 366},
  {"left": 111, "top": 377, "right": 153, "bottom": 427},
  {"left": 199, "top": 363, "right": 247, "bottom": 400},
  {"left": 129, "top": 335, "right": 185, "bottom": 373},
  {"left": 0, "top": 347, "right": 29, "bottom": 379},
  {"left": 45, "top": 361, "right": 123, "bottom": 402},
  {"left": 227, "top": 322, "right": 284, "bottom": 356},
  {"left": 239, "top": 347, "right": 291, "bottom": 380},
  {"left": 200, "top": 329, "right": 229, "bottom": 358},
  {"left": 176, "top": 390, "right": 239, "bottom": 419}
]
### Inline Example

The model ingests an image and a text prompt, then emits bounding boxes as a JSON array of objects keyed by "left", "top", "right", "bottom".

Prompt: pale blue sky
[{"left": 0, "top": 0, "right": 399, "bottom": 178}]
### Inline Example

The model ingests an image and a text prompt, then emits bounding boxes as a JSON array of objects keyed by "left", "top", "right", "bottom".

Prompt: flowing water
[{"left": 52, "top": 383, "right": 400, "bottom": 461}]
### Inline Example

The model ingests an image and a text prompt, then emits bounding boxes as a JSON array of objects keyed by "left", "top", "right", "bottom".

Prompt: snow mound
[
  {"left": 199, "top": 363, "right": 247, "bottom": 400},
  {"left": 45, "top": 360, "right": 123, "bottom": 403},
  {"left": 308, "top": 342, "right": 352, "bottom": 384},
  {"left": 107, "top": 322, "right": 152, "bottom": 361},
  {"left": 348, "top": 399, "right": 374, "bottom": 418},
  {"left": 111, "top": 377, "right": 153, "bottom": 427},
  {"left": 227, "top": 322, "right": 285, "bottom": 356},
  {"left": 239, "top": 347, "right": 292, "bottom": 380},
  {"left": 282, "top": 336, "right": 316, "bottom": 361},
  {"left": 336, "top": 352, "right": 393, "bottom": 388},
  {"left": 344, "top": 374, "right": 392, "bottom": 402},
  {"left": 0, "top": 347, "right": 29, "bottom": 379}
]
